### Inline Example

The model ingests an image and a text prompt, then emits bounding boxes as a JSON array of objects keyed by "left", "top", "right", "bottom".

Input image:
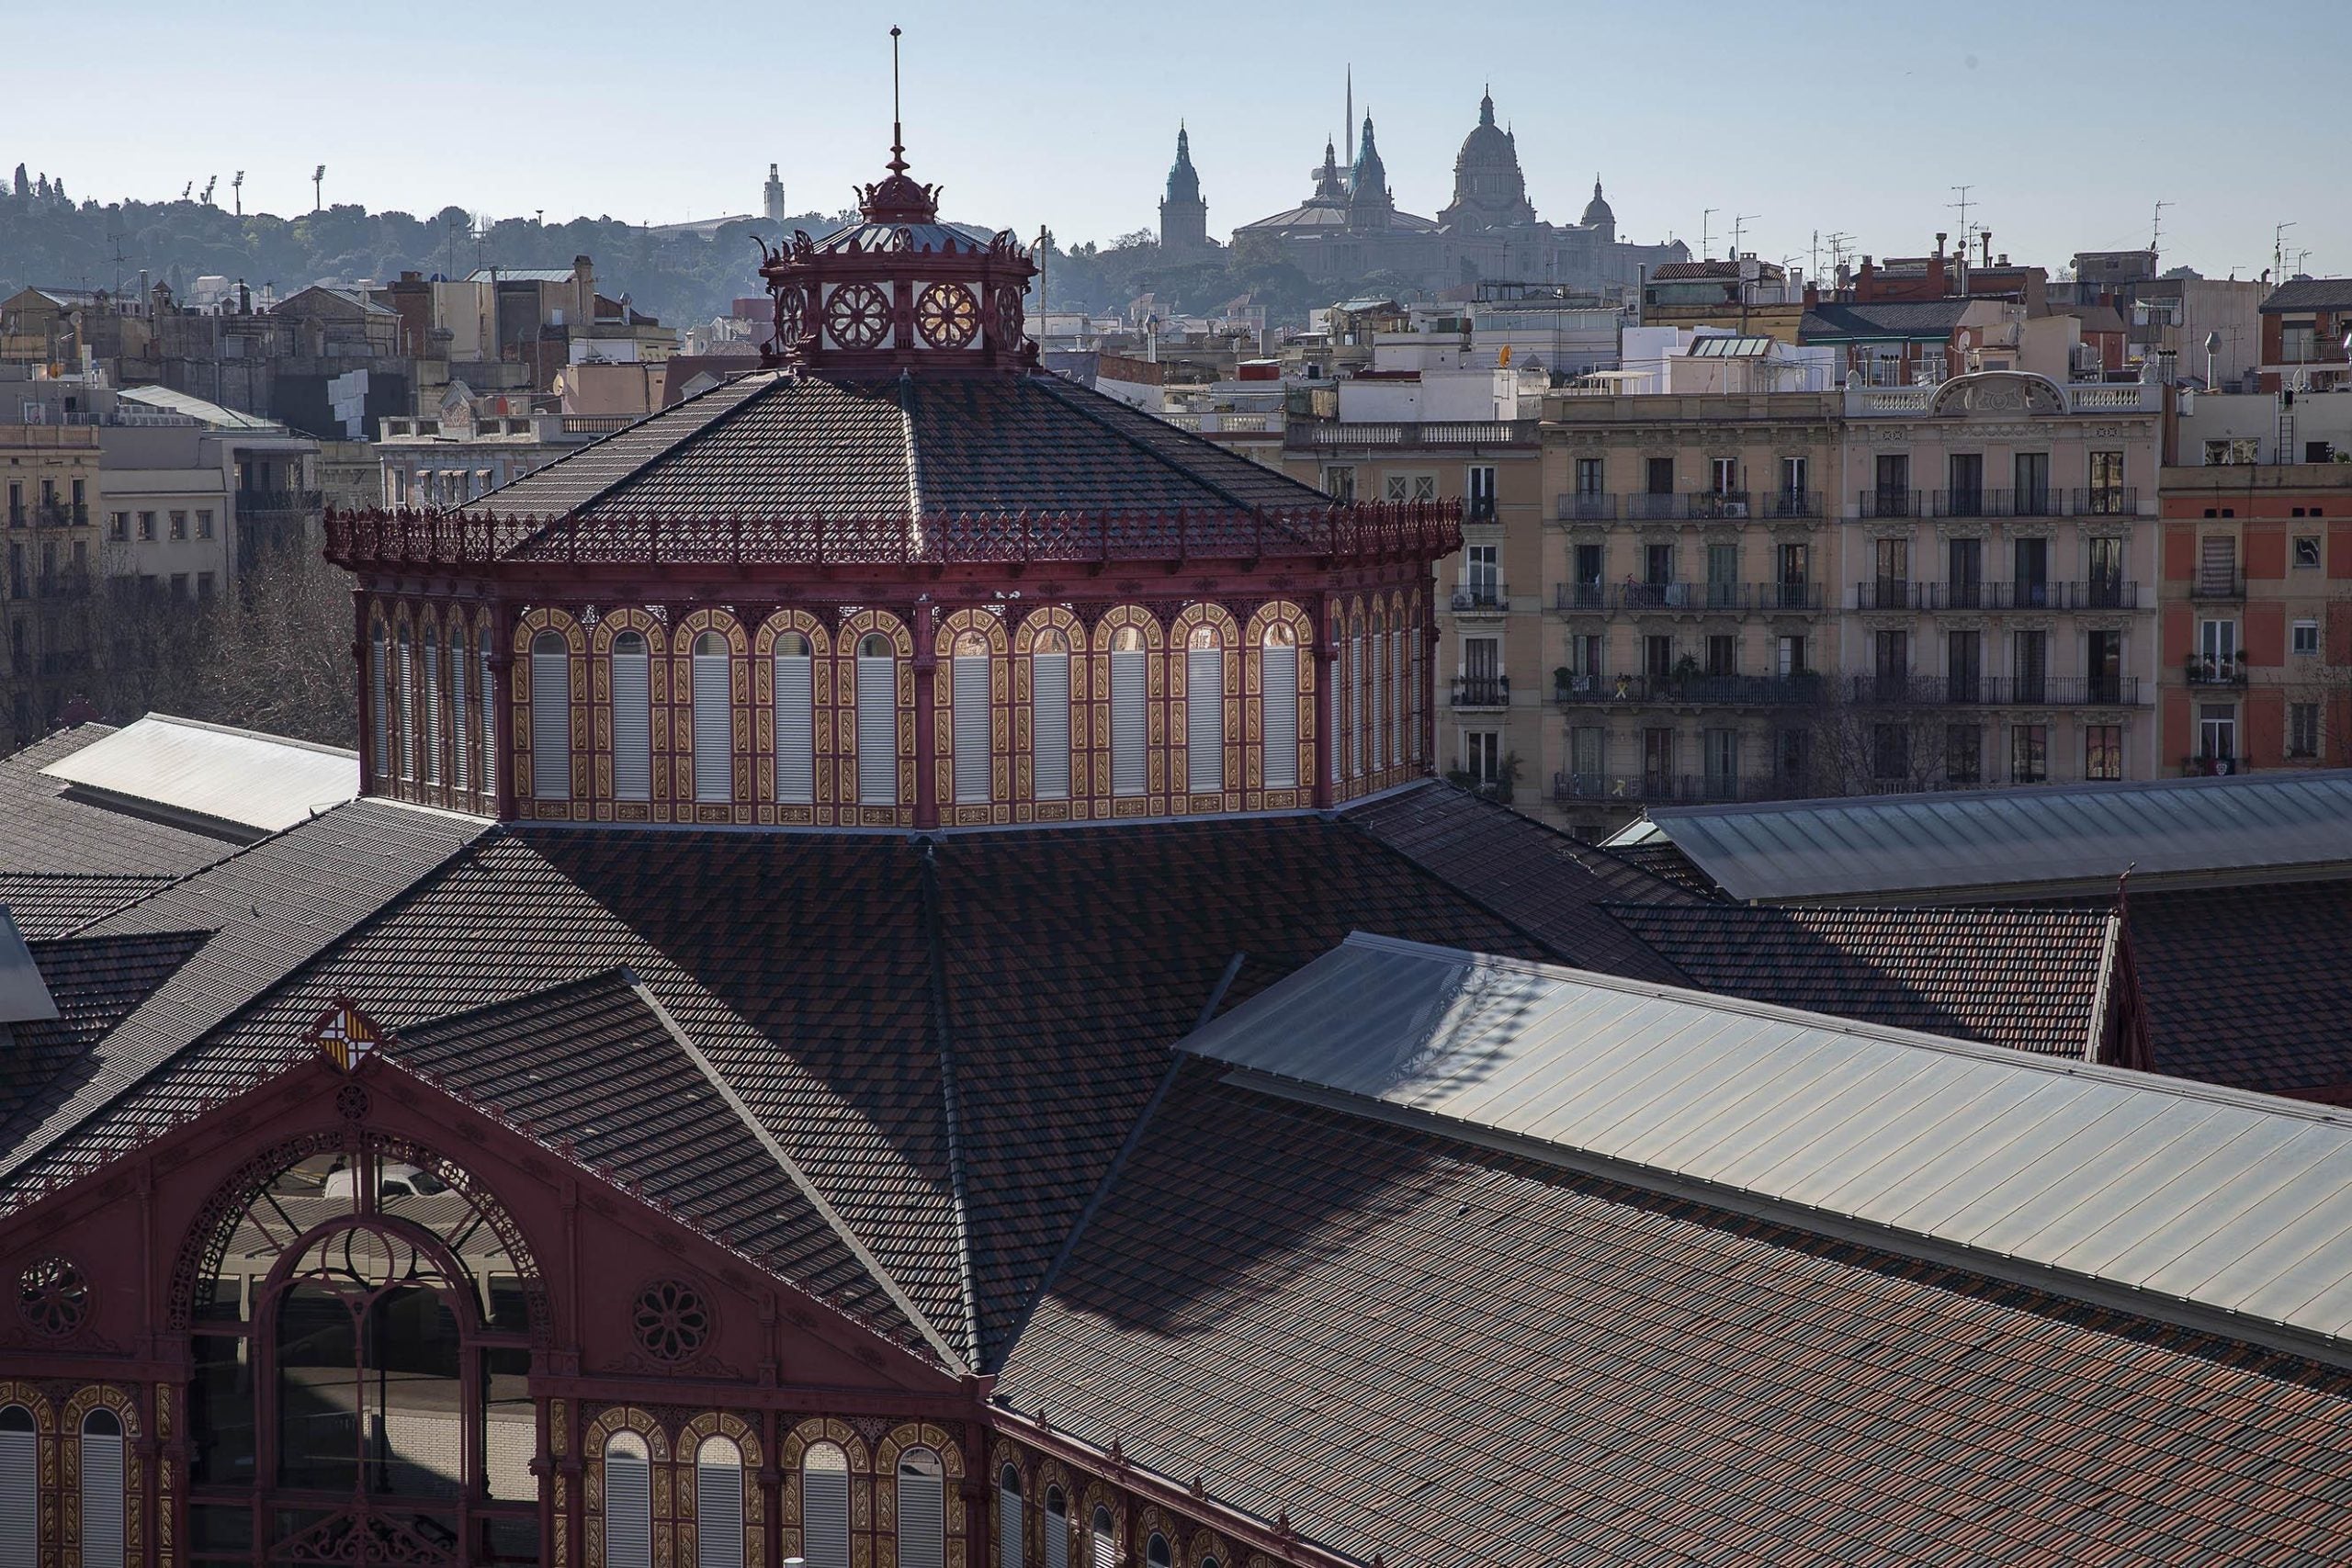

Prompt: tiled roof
[
  {"left": 471, "top": 369, "right": 1329, "bottom": 524},
  {"left": 2121, "top": 879, "right": 2352, "bottom": 1097},
  {"left": 1003, "top": 1067, "right": 2352, "bottom": 1568},
  {"left": 2261, "top": 277, "right": 2352, "bottom": 313},
  {"left": 0, "top": 929, "right": 209, "bottom": 1129},
  {"left": 1799, "top": 300, "right": 1974, "bottom": 340},
  {"left": 1598, "top": 838, "right": 1719, "bottom": 897},
  {"left": 0, "top": 726, "right": 247, "bottom": 881},
  {"left": 1341, "top": 783, "right": 1698, "bottom": 981},
  {"left": 1603, "top": 902, "right": 2116, "bottom": 1059},
  {"left": 0, "top": 874, "right": 178, "bottom": 940}
]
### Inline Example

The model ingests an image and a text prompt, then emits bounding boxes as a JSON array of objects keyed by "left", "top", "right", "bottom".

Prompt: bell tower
[{"left": 1159, "top": 124, "right": 1209, "bottom": 255}]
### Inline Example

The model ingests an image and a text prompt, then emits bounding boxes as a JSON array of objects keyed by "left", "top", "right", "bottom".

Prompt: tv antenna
[
  {"left": 1949, "top": 184, "right": 1975, "bottom": 236},
  {"left": 1701, "top": 208, "right": 1718, "bottom": 260},
  {"left": 2149, "top": 198, "right": 2171, "bottom": 255},
  {"left": 1731, "top": 213, "right": 1760, "bottom": 260},
  {"left": 2275, "top": 221, "right": 2297, "bottom": 280}
]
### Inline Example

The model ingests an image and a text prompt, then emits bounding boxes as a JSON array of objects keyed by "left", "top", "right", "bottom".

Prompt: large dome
[
  {"left": 1581, "top": 175, "right": 1615, "bottom": 227},
  {"left": 1440, "top": 89, "right": 1536, "bottom": 231},
  {"left": 1454, "top": 90, "right": 1518, "bottom": 171}
]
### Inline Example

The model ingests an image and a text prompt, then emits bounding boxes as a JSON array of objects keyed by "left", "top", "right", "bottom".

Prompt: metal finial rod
[{"left": 889, "top": 26, "right": 906, "bottom": 170}]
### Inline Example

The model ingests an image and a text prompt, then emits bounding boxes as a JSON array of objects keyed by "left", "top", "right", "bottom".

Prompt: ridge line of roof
[
  {"left": 1023, "top": 372, "right": 1281, "bottom": 517},
  {"left": 2085, "top": 911, "right": 2122, "bottom": 1064},
  {"left": 1448, "top": 781, "right": 1715, "bottom": 904},
  {"left": 919, "top": 840, "right": 984, "bottom": 1370},
  {"left": 618, "top": 968, "right": 967, "bottom": 1373},
  {"left": 895, "top": 371, "right": 925, "bottom": 523},
  {"left": 1333, "top": 800, "right": 1584, "bottom": 967}
]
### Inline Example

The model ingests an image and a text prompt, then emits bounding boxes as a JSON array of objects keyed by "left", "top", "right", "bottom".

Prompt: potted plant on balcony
[
  {"left": 2185, "top": 652, "right": 2213, "bottom": 683},
  {"left": 1554, "top": 665, "right": 1573, "bottom": 702},
  {"left": 1670, "top": 652, "right": 1702, "bottom": 694}
]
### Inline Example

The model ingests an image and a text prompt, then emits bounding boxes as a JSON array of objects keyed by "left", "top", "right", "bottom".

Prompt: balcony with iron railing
[
  {"left": 1577, "top": 491, "right": 1823, "bottom": 524},
  {"left": 1450, "top": 674, "right": 1511, "bottom": 708},
  {"left": 1845, "top": 674, "right": 2142, "bottom": 706},
  {"left": 2072, "top": 486, "right": 2140, "bottom": 517},
  {"left": 2183, "top": 658, "right": 2249, "bottom": 687},
  {"left": 1853, "top": 579, "right": 1927, "bottom": 611},
  {"left": 1858, "top": 489, "right": 1926, "bottom": 519},
  {"left": 1556, "top": 492, "right": 1616, "bottom": 522},
  {"left": 1553, "top": 770, "right": 1806, "bottom": 806},
  {"left": 1450, "top": 581, "right": 1509, "bottom": 614},
  {"left": 2189, "top": 570, "right": 2246, "bottom": 601},
  {"left": 1553, "top": 672, "right": 1826, "bottom": 707},
  {"left": 1922, "top": 579, "right": 2140, "bottom": 611},
  {"left": 1550, "top": 580, "right": 1824, "bottom": 615},
  {"left": 1930, "top": 487, "right": 2064, "bottom": 519}
]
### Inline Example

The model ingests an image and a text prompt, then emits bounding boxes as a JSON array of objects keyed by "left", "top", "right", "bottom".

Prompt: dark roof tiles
[{"left": 0, "top": 725, "right": 244, "bottom": 882}]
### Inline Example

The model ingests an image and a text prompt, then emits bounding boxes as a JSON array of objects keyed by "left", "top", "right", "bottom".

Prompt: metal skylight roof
[
  {"left": 1685, "top": 334, "right": 1775, "bottom": 357},
  {"left": 40, "top": 715, "right": 358, "bottom": 838},
  {"left": 1182, "top": 932, "right": 2352, "bottom": 1364},
  {"left": 1602, "top": 770, "right": 2352, "bottom": 902}
]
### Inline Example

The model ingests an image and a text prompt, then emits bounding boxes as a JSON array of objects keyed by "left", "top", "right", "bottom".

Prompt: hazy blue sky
[{"left": 21, "top": 0, "right": 2348, "bottom": 281}]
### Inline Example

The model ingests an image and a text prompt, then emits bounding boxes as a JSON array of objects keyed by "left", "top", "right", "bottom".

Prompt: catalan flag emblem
[{"left": 308, "top": 998, "right": 384, "bottom": 1072}]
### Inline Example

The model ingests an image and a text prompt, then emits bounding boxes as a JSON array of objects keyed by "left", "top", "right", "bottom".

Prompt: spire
[
  {"left": 857, "top": 27, "right": 940, "bottom": 222},
  {"left": 1479, "top": 85, "right": 1496, "bottom": 127},
  {"left": 1163, "top": 122, "right": 1202, "bottom": 207}
]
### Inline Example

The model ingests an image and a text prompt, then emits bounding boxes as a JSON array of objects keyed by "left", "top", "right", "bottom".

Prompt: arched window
[
  {"left": 1408, "top": 615, "right": 1423, "bottom": 763},
  {"left": 952, "top": 629, "right": 991, "bottom": 805},
  {"left": 1147, "top": 1533, "right": 1173, "bottom": 1568},
  {"left": 692, "top": 630, "right": 732, "bottom": 804},
  {"left": 479, "top": 626, "right": 498, "bottom": 794},
  {"left": 1110, "top": 626, "right": 1147, "bottom": 797},
  {"left": 1347, "top": 626, "right": 1363, "bottom": 779},
  {"left": 1031, "top": 627, "right": 1071, "bottom": 801},
  {"left": 773, "top": 631, "right": 815, "bottom": 804},
  {"left": 695, "top": 1434, "right": 746, "bottom": 1568},
  {"left": 451, "top": 633, "right": 470, "bottom": 793},
  {"left": 605, "top": 1430, "right": 653, "bottom": 1568},
  {"left": 79, "top": 1407, "right": 124, "bottom": 1568},
  {"left": 611, "top": 631, "right": 652, "bottom": 802},
  {"left": 1090, "top": 1505, "right": 1118, "bottom": 1568},
  {"left": 1186, "top": 624, "right": 1225, "bottom": 794},
  {"left": 368, "top": 623, "right": 390, "bottom": 781},
  {"left": 530, "top": 630, "right": 571, "bottom": 800},
  {"left": 1043, "top": 1484, "right": 1069, "bottom": 1568},
  {"left": 423, "top": 627, "right": 444, "bottom": 784},
  {"left": 998, "top": 1462, "right": 1024, "bottom": 1568},
  {"left": 856, "top": 632, "right": 897, "bottom": 806},
  {"left": 897, "top": 1446, "right": 946, "bottom": 1568},
  {"left": 0, "top": 1404, "right": 34, "bottom": 1568},
  {"left": 800, "top": 1440, "right": 851, "bottom": 1568},
  {"left": 397, "top": 626, "right": 417, "bottom": 780},
  {"left": 1261, "top": 623, "right": 1299, "bottom": 789},
  {"left": 1369, "top": 615, "right": 1385, "bottom": 773}
]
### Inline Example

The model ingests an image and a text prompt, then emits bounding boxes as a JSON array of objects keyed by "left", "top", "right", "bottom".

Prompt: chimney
[
  {"left": 1935, "top": 231, "right": 1948, "bottom": 256},
  {"left": 1982, "top": 230, "right": 1994, "bottom": 268},
  {"left": 572, "top": 255, "right": 594, "bottom": 326}
]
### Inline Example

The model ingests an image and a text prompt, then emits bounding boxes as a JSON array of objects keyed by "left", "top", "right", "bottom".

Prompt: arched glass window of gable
[
  {"left": 396, "top": 625, "right": 417, "bottom": 781},
  {"left": 952, "top": 629, "right": 992, "bottom": 806},
  {"left": 423, "top": 626, "right": 444, "bottom": 785},
  {"left": 1147, "top": 1533, "right": 1173, "bottom": 1568},
  {"left": 773, "top": 632, "right": 816, "bottom": 804},
  {"left": 368, "top": 623, "right": 390, "bottom": 782},
  {"left": 856, "top": 633, "right": 899, "bottom": 806},
  {"left": 692, "top": 631, "right": 732, "bottom": 803},
  {"left": 897, "top": 1446, "right": 945, "bottom": 1568},
  {"left": 1185, "top": 624, "right": 1225, "bottom": 794},
  {"left": 78, "top": 1408, "right": 124, "bottom": 1568},
  {"left": 605, "top": 1430, "right": 653, "bottom": 1568},
  {"left": 530, "top": 630, "right": 571, "bottom": 800},
  {"left": 1089, "top": 1505, "right": 1118, "bottom": 1568},
  {"left": 695, "top": 1434, "right": 746, "bottom": 1568},
  {"left": 1030, "top": 627, "right": 1070, "bottom": 801},
  {"left": 1042, "top": 1484, "right": 1069, "bottom": 1568},
  {"left": 997, "top": 1463, "right": 1024, "bottom": 1568},
  {"left": 1110, "top": 626, "right": 1148, "bottom": 797},
  {"left": 1261, "top": 623, "right": 1299, "bottom": 789},
  {"left": 610, "top": 632, "right": 652, "bottom": 802},
  {"left": 799, "top": 1440, "right": 851, "bottom": 1568},
  {"left": 185, "top": 1147, "right": 539, "bottom": 1558}
]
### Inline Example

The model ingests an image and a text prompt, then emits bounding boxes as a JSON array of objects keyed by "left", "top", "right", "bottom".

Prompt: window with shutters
[
  {"left": 452, "top": 643, "right": 470, "bottom": 794},
  {"left": 1186, "top": 625, "right": 1225, "bottom": 794},
  {"left": 1261, "top": 624, "right": 1299, "bottom": 789},
  {"left": 1369, "top": 620, "right": 1385, "bottom": 771},
  {"left": 1091, "top": 1506, "right": 1118, "bottom": 1568},
  {"left": 1111, "top": 626, "right": 1147, "bottom": 796},
  {"left": 695, "top": 1436, "right": 746, "bottom": 1568},
  {"left": 1031, "top": 629, "right": 1071, "bottom": 801},
  {"left": 954, "top": 630, "right": 992, "bottom": 805},
  {"left": 857, "top": 633, "right": 899, "bottom": 806},
  {"left": 480, "top": 626, "right": 498, "bottom": 795},
  {"left": 369, "top": 625, "right": 390, "bottom": 780},
  {"left": 801, "top": 1441, "right": 852, "bottom": 1568},
  {"left": 774, "top": 632, "right": 817, "bottom": 804},
  {"left": 1348, "top": 631, "right": 1363, "bottom": 777},
  {"left": 605, "top": 1431, "right": 654, "bottom": 1568},
  {"left": 423, "top": 630, "right": 443, "bottom": 784},
  {"left": 611, "top": 633, "right": 653, "bottom": 801},
  {"left": 0, "top": 1405, "right": 31, "bottom": 1568},
  {"left": 693, "top": 631, "right": 733, "bottom": 804},
  {"left": 1148, "top": 1534, "right": 1173, "bottom": 1568},
  {"left": 79, "top": 1408, "right": 124, "bottom": 1568},
  {"left": 998, "top": 1463, "right": 1025, "bottom": 1568},
  {"left": 1409, "top": 623, "right": 1423, "bottom": 762},
  {"left": 897, "top": 1448, "right": 946, "bottom": 1568},
  {"left": 1043, "top": 1487, "right": 1070, "bottom": 1568},
  {"left": 530, "top": 630, "right": 571, "bottom": 800},
  {"left": 397, "top": 627, "right": 417, "bottom": 780}
]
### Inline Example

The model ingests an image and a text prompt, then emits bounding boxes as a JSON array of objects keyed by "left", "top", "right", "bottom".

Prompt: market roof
[
  {"left": 0, "top": 726, "right": 248, "bottom": 891},
  {"left": 1604, "top": 770, "right": 2352, "bottom": 903},
  {"left": 1179, "top": 932, "right": 2352, "bottom": 1364},
  {"left": 39, "top": 714, "right": 358, "bottom": 837}
]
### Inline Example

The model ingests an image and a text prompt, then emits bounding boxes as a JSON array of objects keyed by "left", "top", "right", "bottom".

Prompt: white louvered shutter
[
  {"left": 1329, "top": 666, "right": 1341, "bottom": 785},
  {"left": 80, "top": 1426, "right": 125, "bottom": 1568},
  {"left": 605, "top": 1448, "right": 652, "bottom": 1568},
  {"left": 697, "top": 1461, "right": 745, "bottom": 1568},
  {"left": 856, "top": 655, "right": 897, "bottom": 805},
  {"left": 1091, "top": 1513, "right": 1118, "bottom": 1568},
  {"left": 1032, "top": 652, "right": 1070, "bottom": 799},
  {"left": 774, "top": 652, "right": 815, "bottom": 803},
  {"left": 452, "top": 649, "right": 469, "bottom": 792},
  {"left": 694, "top": 648, "right": 732, "bottom": 802},
  {"left": 1409, "top": 633, "right": 1424, "bottom": 761},
  {"left": 480, "top": 630, "right": 498, "bottom": 791},
  {"left": 802, "top": 1458, "right": 851, "bottom": 1568},
  {"left": 954, "top": 653, "right": 990, "bottom": 804},
  {"left": 1348, "top": 635, "right": 1363, "bottom": 777},
  {"left": 1262, "top": 643, "right": 1298, "bottom": 788},
  {"left": 1392, "top": 629, "right": 1406, "bottom": 765},
  {"left": 1370, "top": 630, "right": 1385, "bottom": 771},
  {"left": 530, "top": 643, "right": 571, "bottom": 799},
  {"left": 398, "top": 634, "right": 416, "bottom": 779},
  {"left": 1111, "top": 648, "right": 1146, "bottom": 796},
  {"left": 369, "top": 634, "right": 390, "bottom": 779},
  {"left": 1000, "top": 1485, "right": 1025, "bottom": 1568},
  {"left": 612, "top": 643, "right": 652, "bottom": 801},
  {"left": 1186, "top": 647, "right": 1223, "bottom": 794},
  {"left": 1044, "top": 1501, "right": 1069, "bottom": 1568},
  {"left": 898, "top": 1457, "right": 945, "bottom": 1568},
  {"left": 424, "top": 633, "right": 443, "bottom": 784},
  {"left": 0, "top": 1421, "right": 33, "bottom": 1568}
]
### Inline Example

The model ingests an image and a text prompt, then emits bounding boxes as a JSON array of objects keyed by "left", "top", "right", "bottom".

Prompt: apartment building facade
[
  {"left": 1541, "top": 391, "right": 1839, "bottom": 836},
  {"left": 1833, "top": 372, "right": 2164, "bottom": 794},
  {"left": 0, "top": 422, "right": 100, "bottom": 744}
]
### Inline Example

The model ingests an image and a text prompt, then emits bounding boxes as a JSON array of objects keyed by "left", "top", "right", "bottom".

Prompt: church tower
[
  {"left": 1346, "top": 112, "right": 1394, "bottom": 232},
  {"left": 1158, "top": 124, "right": 1209, "bottom": 255},
  {"left": 763, "top": 162, "right": 787, "bottom": 223}
]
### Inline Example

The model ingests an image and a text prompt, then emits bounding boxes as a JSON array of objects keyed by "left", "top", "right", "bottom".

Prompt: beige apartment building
[{"left": 0, "top": 422, "right": 101, "bottom": 745}]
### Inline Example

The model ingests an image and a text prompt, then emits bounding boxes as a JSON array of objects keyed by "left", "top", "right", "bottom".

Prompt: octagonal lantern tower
[{"left": 327, "top": 115, "right": 1459, "bottom": 832}]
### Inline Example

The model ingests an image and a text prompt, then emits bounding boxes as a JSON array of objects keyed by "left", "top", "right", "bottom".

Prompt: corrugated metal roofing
[
  {"left": 40, "top": 715, "right": 358, "bottom": 837},
  {"left": 1607, "top": 770, "right": 2352, "bottom": 902},
  {"left": 115, "top": 386, "right": 282, "bottom": 431},
  {"left": 1182, "top": 932, "right": 2352, "bottom": 1361}
]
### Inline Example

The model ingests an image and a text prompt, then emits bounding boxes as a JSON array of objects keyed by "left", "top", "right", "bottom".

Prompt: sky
[{"left": 17, "top": 0, "right": 2350, "bottom": 283}]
